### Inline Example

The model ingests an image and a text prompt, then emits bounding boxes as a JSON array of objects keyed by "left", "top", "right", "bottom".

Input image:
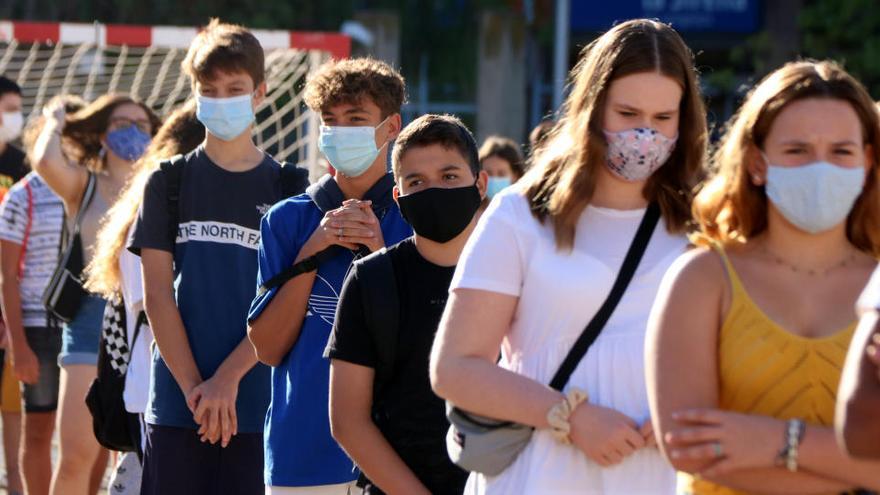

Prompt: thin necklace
[{"left": 759, "top": 244, "right": 859, "bottom": 277}]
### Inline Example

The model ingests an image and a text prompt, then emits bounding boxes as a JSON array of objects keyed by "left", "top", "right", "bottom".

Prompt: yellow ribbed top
[{"left": 682, "top": 245, "right": 856, "bottom": 495}]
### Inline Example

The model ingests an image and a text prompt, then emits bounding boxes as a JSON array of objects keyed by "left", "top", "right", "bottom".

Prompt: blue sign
[{"left": 571, "top": 0, "right": 761, "bottom": 33}]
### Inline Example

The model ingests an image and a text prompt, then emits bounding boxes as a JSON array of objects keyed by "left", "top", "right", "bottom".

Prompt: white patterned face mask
[
  {"left": 604, "top": 127, "right": 677, "bottom": 182},
  {"left": 763, "top": 156, "right": 866, "bottom": 234}
]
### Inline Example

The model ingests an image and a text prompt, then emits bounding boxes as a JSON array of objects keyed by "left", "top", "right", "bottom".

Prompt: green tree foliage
[{"left": 800, "top": 0, "right": 880, "bottom": 96}]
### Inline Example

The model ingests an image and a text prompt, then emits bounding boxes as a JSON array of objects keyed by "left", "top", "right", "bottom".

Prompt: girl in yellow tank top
[{"left": 646, "top": 60, "right": 880, "bottom": 495}]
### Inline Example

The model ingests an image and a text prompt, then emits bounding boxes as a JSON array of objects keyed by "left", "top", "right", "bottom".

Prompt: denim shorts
[
  {"left": 59, "top": 295, "right": 107, "bottom": 367},
  {"left": 23, "top": 326, "right": 62, "bottom": 412}
]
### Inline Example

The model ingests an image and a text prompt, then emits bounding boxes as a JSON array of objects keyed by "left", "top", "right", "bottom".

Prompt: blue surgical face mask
[
  {"left": 196, "top": 93, "right": 255, "bottom": 141},
  {"left": 486, "top": 176, "right": 512, "bottom": 199},
  {"left": 764, "top": 157, "right": 866, "bottom": 234},
  {"left": 319, "top": 117, "right": 389, "bottom": 178},
  {"left": 105, "top": 125, "right": 151, "bottom": 161}
]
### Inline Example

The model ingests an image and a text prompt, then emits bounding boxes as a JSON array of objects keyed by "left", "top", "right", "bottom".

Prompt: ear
[
  {"left": 475, "top": 170, "right": 489, "bottom": 200},
  {"left": 253, "top": 81, "right": 268, "bottom": 107},
  {"left": 864, "top": 143, "right": 875, "bottom": 175},
  {"left": 745, "top": 145, "right": 768, "bottom": 186},
  {"left": 392, "top": 184, "right": 400, "bottom": 205},
  {"left": 385, "top": 113, "right": 403, "bottom": 142}
]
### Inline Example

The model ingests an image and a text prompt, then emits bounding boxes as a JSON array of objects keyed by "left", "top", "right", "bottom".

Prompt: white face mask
[
  {"left": 196, "top": 94, "right": 255, "bottom": 141},
  {"left": 763, "top": 156, "right": 866, "bottom": 234},
  {"left": 318, "top": 117, "right": 390, "bottom": 178},
  {"left": 0, "top": 111, "right": 23, "bottom": 142}
]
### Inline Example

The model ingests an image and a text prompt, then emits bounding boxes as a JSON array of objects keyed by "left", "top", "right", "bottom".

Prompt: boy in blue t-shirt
[
  {"left": 247, "top": 58, "right": 412, "bottom": 493},
  {"left": 129, "top": 19, "right": 278, "bottom": 495}
]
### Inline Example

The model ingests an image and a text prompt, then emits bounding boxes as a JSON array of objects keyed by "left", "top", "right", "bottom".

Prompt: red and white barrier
[{"left": 0, "top": 20, "right": 351, "bottom": 59}]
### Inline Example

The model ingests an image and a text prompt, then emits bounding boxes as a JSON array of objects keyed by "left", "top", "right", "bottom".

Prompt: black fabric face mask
[{"left": 397, "top": 184, "right": 482, "bottom": 243}]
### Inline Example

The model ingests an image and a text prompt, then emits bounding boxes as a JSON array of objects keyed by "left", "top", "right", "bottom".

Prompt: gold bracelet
[{"left": 547, "top": 387, "right": 589, "bottom": 444}]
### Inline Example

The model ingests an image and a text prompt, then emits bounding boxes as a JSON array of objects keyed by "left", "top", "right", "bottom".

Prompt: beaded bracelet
[{"left": 775, "top": 418, "right": 806, "bottom": 472}]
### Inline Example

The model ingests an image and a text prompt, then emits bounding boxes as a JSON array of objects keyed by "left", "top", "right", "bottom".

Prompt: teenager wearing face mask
[
  {"left": 325, "top": 114, "right": 485, "bottom": 495},
  {"left": 478, "top": 135, "right": 525, "bottom": 203},
  {"left": 127, "top": 19, "right": 284, "bottom": 495},
  {"left": 247, "top": 58, "right": 412, "bottom": 494},
  {"left": 0, "top": 77, "right": 27, "bottom": 198},
  {"left": 0, "top": 74, "right": 27, "bottom": 495},
  {"left": 32, "top": 91, "right": 159, "bottom": 495},
  {"left": 429, "top": 19, "right": 707, "bottom": 494},
  {"left": 647, "top": 60, "right": 880, "bottom": 494}
]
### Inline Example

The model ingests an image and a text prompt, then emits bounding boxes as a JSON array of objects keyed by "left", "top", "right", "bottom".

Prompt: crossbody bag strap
[
  {"left": 69, "top": 172, "right": 97, "bottom": 241},
  {"left": 19, "top": 178, "right": 34, "bottom": 279},
  {"left": 548, "top": 202, "right": 661, "bottom": 391},
  {"left": 129, "top": 310, "right": 147, "bottom": 361}
]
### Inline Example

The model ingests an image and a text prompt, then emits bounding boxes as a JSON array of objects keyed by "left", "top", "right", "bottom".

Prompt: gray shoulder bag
[{"left": 446, "top": 202, "right": 660, "bottom": 476}]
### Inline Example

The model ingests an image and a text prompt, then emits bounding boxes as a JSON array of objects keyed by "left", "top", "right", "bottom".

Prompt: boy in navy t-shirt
[
  {"left": 129, "top": 19, "right": 277, "bottom": 495},
  {"left": 247, "top": 58, "right": 412, "bottom": 494}
]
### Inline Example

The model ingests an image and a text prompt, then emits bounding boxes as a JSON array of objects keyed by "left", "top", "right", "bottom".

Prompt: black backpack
[
  {"left": 85, "top": 298, "right": 145, "bottom": 453},
  {"left": 159, "top": 154, "right": 310, "bottom": 245}
]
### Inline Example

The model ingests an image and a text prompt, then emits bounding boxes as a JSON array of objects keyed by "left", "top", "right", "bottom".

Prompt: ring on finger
[
  {"left": 713, "top": 442, "right": 723, "bottom": 458},
  {"left": 338, "top": 227, "right": 343, "bottom": 237}
]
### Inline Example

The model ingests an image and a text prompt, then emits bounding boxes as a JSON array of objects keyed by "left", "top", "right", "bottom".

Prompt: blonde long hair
[
  {"left": 693, "top": 60, "right": 880, "bottom": 256},
  {"left": 85, "top": 100, "right": 204, "bottom": 298},
  {"left": 523, "top": 19, "right": 708, "bottom": 250}
]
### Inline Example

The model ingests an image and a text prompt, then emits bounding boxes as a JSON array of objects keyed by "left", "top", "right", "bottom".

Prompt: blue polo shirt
[{"left": 248, "top": 173, "right": 412, "bottom": 486}]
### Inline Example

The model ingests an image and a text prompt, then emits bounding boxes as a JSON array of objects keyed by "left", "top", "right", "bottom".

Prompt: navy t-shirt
[
  {"left": 128, "top": 146, "right": 276, "bottom": 433},
  {"left": 248, "top": 174, "right": 412, "bottom": 487}
]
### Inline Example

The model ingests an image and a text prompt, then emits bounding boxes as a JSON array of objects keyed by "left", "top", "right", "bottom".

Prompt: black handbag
[
  {"left": 42, "top": 172, "right": 97, "bottom": 322},
  {"left": 85, "top": 298, "right": 144, "bottom": 453},
  {"left": 446, "top": 202, "right": 661, "bottom": 475}
]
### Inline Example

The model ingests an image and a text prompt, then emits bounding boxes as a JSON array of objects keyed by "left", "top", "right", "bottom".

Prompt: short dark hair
[
  {"left": 182, "top": 19, "right": 265, "bottom": 87},
  {"left": 392, "top": 114, "right": 480, "bottom": 179},
  {"left": 0, "top": 76, "right": 22, "bottom": 99},
  {"left": 479, "top": 135, "right": 525, "bottom": 179},
  {"left": 304, "top": 58, "right": 405, "bottom": 118}
]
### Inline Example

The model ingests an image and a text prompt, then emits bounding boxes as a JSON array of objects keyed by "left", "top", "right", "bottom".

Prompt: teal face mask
[
  {"left": 764, "top": 158, "right": 866, "bottom": 234},
  {"left": 486, "top": 176, "right": 512, "bottom": 199},
  {"left": 319, "top": 117, "right": 389, "bottom": 178}
]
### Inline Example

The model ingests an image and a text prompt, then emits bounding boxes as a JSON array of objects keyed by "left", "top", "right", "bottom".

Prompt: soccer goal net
[{"left": 0, "top": 22, "right": 351, "bottom": 177}]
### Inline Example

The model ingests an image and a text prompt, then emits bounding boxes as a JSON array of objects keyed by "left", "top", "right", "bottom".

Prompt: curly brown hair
[
  {"left": 303, "top": 58, "right": 405, "bottom": 118},
  {"left": 62, "top": 93, "right": 160, "bottom": 171},
  {"left": 182, "top": 19, "right": 265, "bottom": 87}
]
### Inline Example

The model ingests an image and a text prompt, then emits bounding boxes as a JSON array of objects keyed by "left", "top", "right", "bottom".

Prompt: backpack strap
[
  {"left": 279, "top": 162, "right": 310, "bottom": 199},
  {"left": 159, "top": 155, "right": 187, "bottom": 249},
  {"left": 355, "top": 248, "right": 400, "bottom": 401}
]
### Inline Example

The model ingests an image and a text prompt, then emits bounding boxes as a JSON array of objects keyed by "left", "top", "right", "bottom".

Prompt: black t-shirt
[
  {"left": 0, "top": 145, "right": 28, "bottom": 196},
  {"left": 326, "top": 237, "right": 468, "bottom": 495}
]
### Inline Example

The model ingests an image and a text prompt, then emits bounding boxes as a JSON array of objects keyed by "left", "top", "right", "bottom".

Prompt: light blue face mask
[
  {"left": 319, "top": 117, "right": 389, "bottom": 177},
  {"left": 764, "top": 159, "right": 866, "bottom": 234},
  {"left": 486, "top": 176, "right": 512, "bottom": 199},
  {"left": 196, "top": 93, "right": 255, "bottom": 141}
]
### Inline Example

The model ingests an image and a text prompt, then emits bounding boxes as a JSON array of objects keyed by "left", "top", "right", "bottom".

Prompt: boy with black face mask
[{"left": 325, "top": 114, "right": 487, "bottom": 495}]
